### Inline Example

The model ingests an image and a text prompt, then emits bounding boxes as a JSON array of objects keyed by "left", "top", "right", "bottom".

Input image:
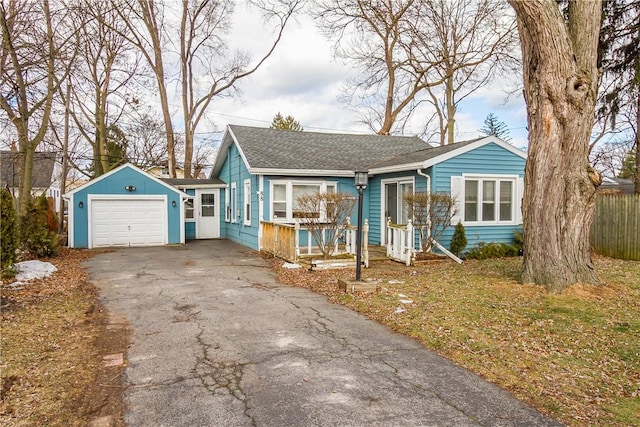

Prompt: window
[
  {"left": 270, "top": 181, "right": 337, "bottom": 222},
  {"left": 185, "top": 197, "right": 195, "bottom": 220},
  {"left": 293, "top": 184, "right": 322, "bottom": 218},
  {"left": 244, "top": 179, "right": 251, "bottom": 226},
  {"left": 230, "top": 182, "right": 237, "bottom": 223},
  {"left": 460, "top": 176, "right": 516, "bottom": 224},
  {"left": 272, "top": 184, "right": 287, "bottom": 219}
]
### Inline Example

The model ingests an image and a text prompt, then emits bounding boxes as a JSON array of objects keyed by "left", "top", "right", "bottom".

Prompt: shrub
[
  {"left": 449, "top": 222, "right": 467, "bottom": 256},
  {"left": 513, "top": 229, "right": 524, "bottom": 255},
  {"left": 1, "top": 187, "right": 18, "bottom": 271},
  {"left": 19, "top": 194, "right": 59, "bottom": 259},
  {"left": 403, "top": 192, "right": 458, "bottom": 253},
  {"left": 465, "top": 242, "right": 519, "bottom": 260}
]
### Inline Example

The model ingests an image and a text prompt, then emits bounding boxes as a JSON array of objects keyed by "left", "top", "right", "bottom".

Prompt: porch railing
[
  {"left": 386, "top": 219, "right": 414, "bottom": 266},
  {"left": 260, "top": 219, "right": 368, "bottom": 266}
]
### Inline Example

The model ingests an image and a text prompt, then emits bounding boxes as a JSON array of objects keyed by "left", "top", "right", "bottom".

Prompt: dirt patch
[
  {"left": 1, "top": 249, "right": 129, "bottom": 427},
  {"left": 562, "top": 282, "right": 627, "bottom": 301}
]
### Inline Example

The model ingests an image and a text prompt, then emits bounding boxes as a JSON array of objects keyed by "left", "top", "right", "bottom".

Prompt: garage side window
[
  {"left": 185, "top": 197, "right": 195, "bottom": 220},
  {"left": 244, "top": 179, "right": 251, "bottom": 226}
]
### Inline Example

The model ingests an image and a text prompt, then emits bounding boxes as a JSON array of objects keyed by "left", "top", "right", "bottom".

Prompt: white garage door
[{"left": 90, "top": 198, "right": 167, "bottom": 248}]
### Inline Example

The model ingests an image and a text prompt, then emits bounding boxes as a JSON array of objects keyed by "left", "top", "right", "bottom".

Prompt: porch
[
  {"left": 260, "top": 220, "right": 372, "bottom": 268},
  {"left": 259, "top": 220, "right": 460, "bottom": 267}
]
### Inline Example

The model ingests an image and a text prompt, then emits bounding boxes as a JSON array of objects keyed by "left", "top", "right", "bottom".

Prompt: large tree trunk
[{"left": 509, "top": 0, "right": 603, "bottom": 293}]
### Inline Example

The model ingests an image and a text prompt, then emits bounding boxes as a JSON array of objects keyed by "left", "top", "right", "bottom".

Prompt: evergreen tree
[
  {"left": 450, "top": 222, "right": 467, "bottom": 256},
  {"left": 479, "top": 113, "right": 511, "bottom": 141},
  {"left": 19, "top": 194, "right": 59, "bottom": 258},
  {"left": 270, "top": 112, "right": 303, "bottom": 131},
  {"left": 1, "top": 187, "right": 17, "bottom": 271},
  {"left": 618, "top": 150, "right": 637, "bottom": 179}
]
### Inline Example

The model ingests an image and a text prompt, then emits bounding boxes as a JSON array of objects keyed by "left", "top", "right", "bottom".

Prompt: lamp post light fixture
[{"left": 354, "top": 170, "right": 368, "bottom": 281}]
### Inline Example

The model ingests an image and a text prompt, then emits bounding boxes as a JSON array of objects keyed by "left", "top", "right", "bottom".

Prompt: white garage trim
[{"left": 88, "top": 195, "right": 168, "bottom": 248}]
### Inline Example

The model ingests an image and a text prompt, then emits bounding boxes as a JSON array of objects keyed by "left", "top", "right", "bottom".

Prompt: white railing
[
  {"left": 261, "top": 219, "right": 369, "bottom": 266},
  {"left": 386, "top": 219, "right": 415, "bottom": 266}
]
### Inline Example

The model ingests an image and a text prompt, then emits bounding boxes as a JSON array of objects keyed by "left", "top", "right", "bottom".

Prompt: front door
[
  {"left": 196, "top": 189, "right": 219, "bottom": 239},
  {"left": 382, "top": 179, "right": 414, "bottom": 245}
]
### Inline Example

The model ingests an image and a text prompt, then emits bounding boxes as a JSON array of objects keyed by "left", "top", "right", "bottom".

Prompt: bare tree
[
  {"left": 508, "top": 0, "right": 603, "bottom": 293},
  {"left": 417, "top": 0, "right": 518, "bottom": 145},
  {"left": 403, "top": 191, "right": 458, "bottom": 253},
  {"left": 112, "top": 0, "right": 301, "bottom": 178},
  {"left": 65, "top": 0, "right": 143, "bottom": 177},
  {"left": 179, "top": 0, "right": 302, "bottom": 177},
  {"left": 314, "top": 0, "right": 443, "bottom": 135},
  {"left": 0, "top": 0, "right": 74, "bottom": 214},
  {"left": 314, "top": 0, "right": 517, "bottom": 140},
  {"left": 295, "top": 192, "right": 356, "bottom": 259},
  {"left": 109, "top": 0, "right": 179, "bottom": 177},
  {"left": 123, "top": 110, "right": 168, "bottom": 169}
]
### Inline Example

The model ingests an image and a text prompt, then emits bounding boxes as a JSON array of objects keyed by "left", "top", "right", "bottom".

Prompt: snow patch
[
  {"left": 283, "top": 262, "right": 301, "bottom": 269},
  {"left": 10, "top": 260, "right": 57, "bottom": 286}
]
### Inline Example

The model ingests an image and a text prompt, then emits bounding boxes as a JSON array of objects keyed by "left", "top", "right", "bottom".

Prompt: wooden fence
[{"left": 590, "top": 194, "right": 640, "bottom": 261}]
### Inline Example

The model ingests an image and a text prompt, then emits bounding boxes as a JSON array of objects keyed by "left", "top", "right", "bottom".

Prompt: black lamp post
[{"left": 354, "top": 170, "right": 368, "bottom": 281}]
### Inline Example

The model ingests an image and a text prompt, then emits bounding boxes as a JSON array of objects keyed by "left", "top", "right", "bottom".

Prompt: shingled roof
[
  {"left": 221, "top": 125, "right": 431, "bottom": 173},
  {"left": 212, "top": 125, "right": 525, "bottom": 177},
  {"left": 1, "top": 151, "right": 58, "bottom": 188}
]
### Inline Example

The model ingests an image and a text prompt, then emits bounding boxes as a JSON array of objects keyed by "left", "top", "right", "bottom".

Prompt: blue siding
[
  {"left": 71, "top": 166, "right": 183, "bottom": 248},
  {"left": 433, "top": 142, "right": 526, "bottom": 250},
  {"left": 367, "top": 171, "right": 430, "bottom": 245},
  {"left": 218, "top": 143, "right": 259, "bottom": 250}
]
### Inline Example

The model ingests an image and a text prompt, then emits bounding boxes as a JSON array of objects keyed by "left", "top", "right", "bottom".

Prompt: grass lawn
[{"left": 272, "top": 255, "right": 640, "bottom": 427}]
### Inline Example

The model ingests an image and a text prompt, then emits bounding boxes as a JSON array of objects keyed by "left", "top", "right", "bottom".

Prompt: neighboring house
[
  {"left": 147, "top": 164, "right": 186, "bottom": 179},
  {"left": 65, "top": 125, "right": 526, "bottom": 254},
  {"left": 599, "top": 177, "right": 635, "bottom": 194},
  {"left": 0, "top": 150, "right": 62, "bottom": 212},
  {"left": 147, "top": 164, "right": 206, "bottom": 179},
  {"left": 212, "top": 125, "right": 526, "bottom": 254}
]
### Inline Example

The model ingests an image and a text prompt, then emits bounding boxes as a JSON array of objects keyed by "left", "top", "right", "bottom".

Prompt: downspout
[{"left": 416, "top": 168, "right": 431, "bottom": 243}]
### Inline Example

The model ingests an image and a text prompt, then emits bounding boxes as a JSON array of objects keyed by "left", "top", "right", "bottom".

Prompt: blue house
[
  {"left": 212, "top": 125, "right": 526, "bottom": 258},
  {"left": 66, "top": 125, "right": 526, "bottom": 259}
]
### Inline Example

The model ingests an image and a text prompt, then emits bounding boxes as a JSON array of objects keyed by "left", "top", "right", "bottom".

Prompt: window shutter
[
  {"left": 450, "top": 176, "right": 463, "bottom": 224},
  {"left": 515, "top": 176, "right": 524, "bottom": 224}
]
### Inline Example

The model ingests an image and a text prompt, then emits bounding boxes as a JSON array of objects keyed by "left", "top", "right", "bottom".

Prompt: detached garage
[{"left": 65, "top": 163, "right": 187, "bottom": 248}]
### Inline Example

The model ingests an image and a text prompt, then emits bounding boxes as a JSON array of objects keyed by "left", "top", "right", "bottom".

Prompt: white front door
[{"left": 196, "top": 189, "right": 219, "bottom": 239}]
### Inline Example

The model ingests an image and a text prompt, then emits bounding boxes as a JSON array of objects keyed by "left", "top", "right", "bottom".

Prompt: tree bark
[{"left": 509, "top": 0, "right": 603, "bottom": 293}]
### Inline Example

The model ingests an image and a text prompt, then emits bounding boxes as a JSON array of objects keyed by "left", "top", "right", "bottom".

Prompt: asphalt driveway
[{"left": 84, "top": 240, "right": 561, "bottom": 427}]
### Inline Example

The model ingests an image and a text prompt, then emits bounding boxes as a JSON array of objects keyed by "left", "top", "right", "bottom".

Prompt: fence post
[
  {"left": 294, "top": 221, "right": 300, "bottom": 260},
  {"left": 406, "top": 220, "right": 413, "bottom": 266},
  {"left": 386, "top": 218, "right": 392, "bottom": 257}
]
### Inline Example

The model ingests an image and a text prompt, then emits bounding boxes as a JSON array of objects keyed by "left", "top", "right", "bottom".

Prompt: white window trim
[
  {"left": 269, "top": 180, "right": 338, "bottom": 222},
  {"left": 225, "top": 185, "right": 230, "bottom": 222},
  {"left": 380, "top": 176, "right": 415, "bottom": 224},
  {"left": 456, "top": 174, "right": 520, "bottom": 226},
  {"left": 230, "top": 182, "right": 237, "bottom": 223},
  {"left": 243, "top": 179, "right": 251, "bottom": 226}
]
